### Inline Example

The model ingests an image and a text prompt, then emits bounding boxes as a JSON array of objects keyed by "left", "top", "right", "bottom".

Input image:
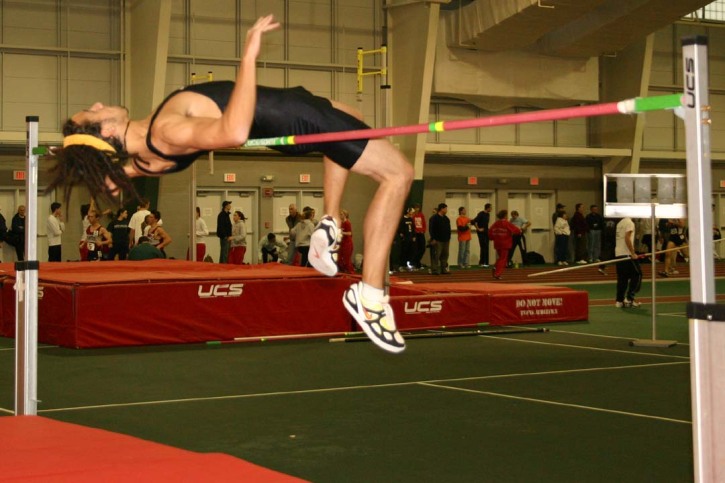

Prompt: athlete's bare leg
[
  {"left": 350, "top": 139, "right": 414, "bottom": 289},
  {"left": 322, "top": 157, "right": 347, "bottom": 226},
  {"left": 320, "top": 99, "right": 359, "bottom": 225}
]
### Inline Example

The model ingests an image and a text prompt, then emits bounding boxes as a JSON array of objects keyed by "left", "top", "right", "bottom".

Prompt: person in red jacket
[{"left": 488, "top": 209, "right": 521, "bottom": 279}]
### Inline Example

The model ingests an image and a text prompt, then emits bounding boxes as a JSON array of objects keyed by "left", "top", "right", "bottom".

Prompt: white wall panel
[
  {"left": 67, "top": 1, "right": 118, "bottom": 51},
  {"left": 643, "top": 109, "right": 675, "bottom": 150},
  {"left": 520, "top": 119, "right": 553, "bottom": 146},
  {"left": 437, "top": 104, "right": 477, "bottom": 144},
  {"left": 67, "top": 58, "right": 115, "bottom": 115},
  {"left": 288, "top": 1, "right": 331, "bottom": 62},
  {"left": 2, "top": 0, "right": 58, "bottom": 47},
  {"left": 478, "top": 108, "right": 516, "bottom": 145},
  {"left": 258, "top": 67, "right": 285, "bottom": 88},
  {"left": 2, "top": 54, "right": 58, "bottom": 130},
  {"left": 191, "top": 0, "right": 236, "bottom": 58},
  {"left": 288, "top": 69, "right": 331, "bottom": 98},
  {"left": 556, "top": 118, "right": 587, "bottom": 147}
]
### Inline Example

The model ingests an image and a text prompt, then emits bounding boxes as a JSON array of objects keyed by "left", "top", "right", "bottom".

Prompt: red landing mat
[
  {"left": 388, "top": 281, "right": 588, "bottom": 331},
  {"left": 0, "top": 261, "right": 587, "bottom": 348},
  {"left": 0, "top": 416, "right": 305, "bottom": 482}
]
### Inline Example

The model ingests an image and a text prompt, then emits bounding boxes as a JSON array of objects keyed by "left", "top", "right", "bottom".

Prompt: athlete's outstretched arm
[{"left": 157, "top": 15, "right": 280, "bottom": 151}]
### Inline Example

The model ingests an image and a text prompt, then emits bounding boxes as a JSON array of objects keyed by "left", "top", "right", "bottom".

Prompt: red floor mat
[{"left": 0, "top": 416, "right": 306, "bottom": 482}]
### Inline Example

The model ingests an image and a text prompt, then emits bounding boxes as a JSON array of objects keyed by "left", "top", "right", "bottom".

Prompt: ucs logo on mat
[
  {"left": 197, "top": 283, "right": 244, "bottom": 298},
  {"left": 404, "top": 300, "right": 443, "bottom": 314}
]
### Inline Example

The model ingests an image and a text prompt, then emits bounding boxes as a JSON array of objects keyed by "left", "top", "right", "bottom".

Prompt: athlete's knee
[
  {"left": 378, "top": 154, "right": 413, "bottom": 188},
  {"left": 397, "top": 160, "right": 414, "bottom": 187}
]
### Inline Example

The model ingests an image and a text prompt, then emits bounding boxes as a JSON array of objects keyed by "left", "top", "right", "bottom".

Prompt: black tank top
[
  {"left": 143, "top": 81, "right": 370, "bottom": 174},
  {"left": 143, "top": 81, "right": 235, "bottom": 174}
]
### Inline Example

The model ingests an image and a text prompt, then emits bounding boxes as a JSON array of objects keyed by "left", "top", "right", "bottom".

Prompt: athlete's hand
[{"left": 243, "top": 14, "right": 280, "bottom": 63}]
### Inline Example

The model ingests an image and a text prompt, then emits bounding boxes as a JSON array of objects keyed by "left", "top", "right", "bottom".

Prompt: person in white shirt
[
  {"left": 47, "top": 202, "right": 65, "bottom": 262},
  {"left": 553, "top": 211, "right": 571, "bottom": 266},
  {"left": 128, "top": 198, "right": 151, "bottom": 246},
  {"left": 614, "top": 217, "right": 642, "bottom": 308},
  {"left": 195, "top": 206, "right": 209, "bottom": 261}
]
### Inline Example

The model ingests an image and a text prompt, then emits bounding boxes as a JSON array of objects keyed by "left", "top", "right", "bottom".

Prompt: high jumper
[{"left": 47, "top": 14, "right": 414, "bottom": 354}]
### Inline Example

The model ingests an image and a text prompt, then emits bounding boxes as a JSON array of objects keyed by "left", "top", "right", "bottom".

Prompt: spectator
[
  {"left": 398, "top": 207, "right": 416, "bottom": 271},
  {"left": 195, "top": 206, "right": 209, "bottom": 261},
  {"left": 291, "top": 207, "right": 315, "bottom": 267},
  {"left": 552, "top": 202, "right": 565, "bottom": 226},
  {"left": 657, "top": 218, "right": 670, "bottom": 260},
  {"left": 571, "top": 203, "right": 589, "bottom": 264},
  {"left": 637, "top": 217, "right": 653, "bottom": 255},
  {"left": 128, "top": 198, "right": 150, "bottom": 246},
  {"left": 46, "top": 202, "right": 65, "bottom": 262},
  {"left": 285, "top": 204, "right": 302, "bottom": 265},
  {"left": 507, "top": 210, "right": 530, "bottom": 267},
  {"left": 489, "top": 209, "right": 521, "bottom": 279},
  {"left": 128, "top": 236, "right": 165, "bottom": 260},
  {"left": 411, "top": 203, "right": 427, "bottom": 269},
  {"left": 145, "top": 210, "right": 172, "bottom": 254},
  {"left": 473, "top": 203, "right": 492, "bottom": 267},
  {"left": 259, "top": 233, "right": 286, "bottom": 263},
  {"left": 554, "top": 210, "right": 570, "bottom": 266},
  {"left": 107, "top": 208, "right": 131, "bottom": 260},
  {"left": 586, "top": 204, "right": 604, "bottom": 262},
  {"left": 0, "top": 207, "right": 6, "bottom": 262},
  {"left": 9, "top": 205, "right": 26, "bottom": 261},
  {"left": 659, "top": 218, "right": 687, "bottom": 277},
  {"left": 337, "top": 209, "right": 354, "bottom": 273},
  {"left": 456, "top": 206, "right": 472, "bottom": 268},
  {"left": 429, "top": 203, "right": 451, "bottom": 275},
  {"left": 228, "top": 210, "right": 247, "bottom": 265},
  {"left": 80, "top": 210, "right": 111, "bottom": 261},
  {"left": 714, "top": 224, "right": 722, "bottom": 260},
  {"left": 615, "top": 217, "right": 642, "bottom": 308},
  {"left": 78, "top": 203, "right": 92, "bottom": 260},
  {"left": 217, "top": 201, "right": 233, "bottom": 263}
]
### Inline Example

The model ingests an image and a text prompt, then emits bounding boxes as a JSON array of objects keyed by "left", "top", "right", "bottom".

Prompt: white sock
[{"left": 360, "top": 283, "right": 384, "bottom": 302}]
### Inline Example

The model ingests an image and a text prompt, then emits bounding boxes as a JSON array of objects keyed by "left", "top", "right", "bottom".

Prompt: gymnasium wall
[{"left": 0, "top": 1, "right": 724, "bottom": 262}]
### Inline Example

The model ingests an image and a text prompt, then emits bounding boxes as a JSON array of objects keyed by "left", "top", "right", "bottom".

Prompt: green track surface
[{"left": 1, "top": 279, "right": 705, "bottom": 482}]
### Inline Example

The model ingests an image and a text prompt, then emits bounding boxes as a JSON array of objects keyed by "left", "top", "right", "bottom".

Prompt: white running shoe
[
  {"left": 624, "top": 299, "right": 641, "bottom": 308},
  {"left": 309, "top": 215, "right": 341, "bottom": 277},
  {"left": 343, "top": 282, "right": 405, "bottom": 354}
]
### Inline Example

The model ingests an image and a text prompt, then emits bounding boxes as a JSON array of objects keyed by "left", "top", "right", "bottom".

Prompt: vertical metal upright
[
  {"left": 682, "top": 36, "right": 724, "bottom": 482},
  {"left": 15, "top": 116, "right": 40, "bottom": 415}
]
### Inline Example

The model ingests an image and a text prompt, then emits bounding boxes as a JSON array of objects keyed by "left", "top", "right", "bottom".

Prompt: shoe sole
[{"left": 343, "top": 286, "right": 405, "bottom": 354}]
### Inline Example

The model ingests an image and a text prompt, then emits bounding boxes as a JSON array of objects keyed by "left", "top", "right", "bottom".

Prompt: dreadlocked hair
[{"left": 46, "top": 119, "right": 139, "bottom": 209}]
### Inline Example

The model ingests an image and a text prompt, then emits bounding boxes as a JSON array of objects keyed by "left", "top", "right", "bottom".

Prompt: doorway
[{"left": 196, "top": 189, "right": 258, "bottom": 263}]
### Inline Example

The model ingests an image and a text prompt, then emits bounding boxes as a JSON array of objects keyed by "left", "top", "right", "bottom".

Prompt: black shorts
[
  {"left": 669, "top": 234, "right": 685, "bottom": 246},
  {"left": 251, "top": 86, "right": 370, "bottom": 169}
]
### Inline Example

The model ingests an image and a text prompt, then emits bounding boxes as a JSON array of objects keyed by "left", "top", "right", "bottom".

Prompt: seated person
[
  {"left": 259, "top": 233, "right": 287, "bottom": 263},
  {"left": 128, "top": 236, "right": 166, "bottom": 260}
]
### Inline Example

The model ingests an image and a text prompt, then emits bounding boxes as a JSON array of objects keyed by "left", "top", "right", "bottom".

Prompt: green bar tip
[{"left": 634, "top": 94, "right": 682, "bottom": 113}]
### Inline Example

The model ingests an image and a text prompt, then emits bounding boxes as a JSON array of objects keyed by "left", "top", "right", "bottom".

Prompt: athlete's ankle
[{"left": 360, "top": 282, "right": 384, "bottom": 302}]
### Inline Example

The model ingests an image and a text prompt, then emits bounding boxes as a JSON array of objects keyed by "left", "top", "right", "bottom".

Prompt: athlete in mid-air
[{"left": 48, "top": 15, "right": 413, "bottom": 353}]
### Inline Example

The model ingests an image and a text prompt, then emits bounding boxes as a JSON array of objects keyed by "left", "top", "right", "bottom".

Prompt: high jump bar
[
  {"left": 527, "top": 239, "right": 725, "bottom": 278},
  {"left": 329, "top": 327, "right": 548, "bottom": 344},
  {"left": 244, "top": 93, "right": 682, "bottom": 147}
]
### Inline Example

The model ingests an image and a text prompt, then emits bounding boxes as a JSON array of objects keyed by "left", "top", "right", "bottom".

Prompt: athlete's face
[{"left": 71, "top": 102, "right": 129, "bottom": 128}]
